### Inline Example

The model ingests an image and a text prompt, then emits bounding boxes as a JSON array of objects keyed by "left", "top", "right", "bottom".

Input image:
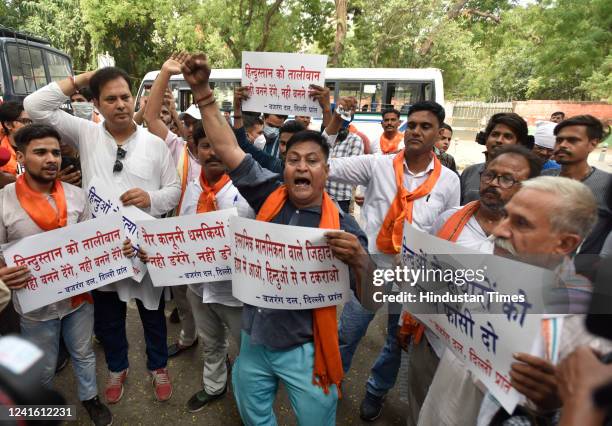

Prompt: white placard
[
  {"left": 230, "top": 216, "right": 350, "bottom": 309},
  {"left": 399, "top": 224, "right": 546, "bottom": 414},
  {"left": 86, "top": 176, "right": 153, "bottom": 282},
  {"left": 241, "top": 51, "right": 327, "bottom": 118},
  {"left": 5, "top": 214, "right": 134, "bottom": 313},
  {"left": 136, "top": 208, "right": 237, "bottom": 287}
]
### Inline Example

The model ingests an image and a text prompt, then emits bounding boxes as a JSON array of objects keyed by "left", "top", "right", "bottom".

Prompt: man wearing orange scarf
[
  {"left": 325, "top": 101, "right": 460, "bottom": 421},
  {"left": 371, "top": 108, "right": 404, "bottom": 155},
  {"left": 0, "top": 124, "right": 112, "bottom": 425},
  {"left": 0, "top": 101, "right": 31, "bottom": 187},
  {"left": 178, "top": 122, "right": 254, "bottom": 413},
  {"left": 402, "top": 145, "right": 539, "bottom": 425},
  {"left": 180, "top": 53, "right": 372, "bottom": 425}
]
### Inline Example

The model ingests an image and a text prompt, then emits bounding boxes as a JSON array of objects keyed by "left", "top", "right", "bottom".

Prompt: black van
[{"left": 0, "top": 27, "right": 73, "bottom": 102}]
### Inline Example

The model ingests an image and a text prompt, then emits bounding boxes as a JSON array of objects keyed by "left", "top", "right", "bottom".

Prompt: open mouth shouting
[{"left": 293, "top": 176, "right": 312, "bottom": 191}]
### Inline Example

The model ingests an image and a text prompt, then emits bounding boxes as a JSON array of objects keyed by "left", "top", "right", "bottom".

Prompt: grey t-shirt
[
  {"left": 460, "top": 162, "right": 485, "bottom": 205},
  {"left": 229, "top": 154, "right": 368, "bottom": 350}
]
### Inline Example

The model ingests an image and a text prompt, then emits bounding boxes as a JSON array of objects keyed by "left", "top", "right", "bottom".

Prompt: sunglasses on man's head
[{"left": 113, "top": 147, "right": 127, "bottom": 173}]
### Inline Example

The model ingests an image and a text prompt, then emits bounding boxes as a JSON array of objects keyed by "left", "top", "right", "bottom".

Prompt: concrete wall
[{"left": 513, "top": 100, "right": 612, "bottom": 125}]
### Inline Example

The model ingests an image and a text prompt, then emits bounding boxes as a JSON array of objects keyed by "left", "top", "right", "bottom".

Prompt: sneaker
[
  {"left": 150, "top": 368, "right": 173, "bottom": 401},
  {"left": 186, "top": 386, "right": 227, "bottom": 412},
  {"left": 167, "top": 339, "right": 198, "bottom": 358},
  {"left": 105, "top": 369, "right": 128, "bottom": 404},
  {"left": 82, "top": 395, "right": 113, "bottom": 426},
  {"left": 359, "top": 391, "right": 384, "bottom": 422}
]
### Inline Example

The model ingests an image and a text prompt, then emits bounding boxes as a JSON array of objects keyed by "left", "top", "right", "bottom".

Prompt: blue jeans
[
  {"left": 232, "top": 332, "right": 337, "bottom": 426},
  {"left": 338, "top": 293, "right": 401, "bottom": 397},
  {"left": 20, "top": 303, "right": 97, "bottom": 401},
  {"left": 92, "top": 290, "right": 168, "bottom": 372}
]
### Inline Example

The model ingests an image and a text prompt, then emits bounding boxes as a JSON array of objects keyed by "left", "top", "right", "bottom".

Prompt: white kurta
[{"left": 24, "top": 83, "right": 181, "bottom": 309}]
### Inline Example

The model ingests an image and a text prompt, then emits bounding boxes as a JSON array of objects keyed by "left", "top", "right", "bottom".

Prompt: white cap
[
  {"left": 534, "top": 121, "right": 557, "bottom": 149},
  {"left": 179, "top": 104, "right": 202, "bottom": 120}
]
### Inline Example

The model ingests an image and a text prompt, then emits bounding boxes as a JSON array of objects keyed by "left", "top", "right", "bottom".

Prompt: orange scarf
[
  {"left": 15, "top": 175, "right": 92, "bottom": 308},
  {"left": 0, "top": 135, "right": 18, "bottom": 175},
  {"left": 256, "top": 185, "right": 343, "bottom": 396},
  {"left": 376, "top": 151, "right": 442, "bottom": 254},
  {"left": 197, "top": 172, "right": 230, "bottom": 213},
  {"left": 436, "top": 201, "right": 480, "bottom": 242},
  {"left": 379, "top": 132, "right": 404, "bottom": 154}
]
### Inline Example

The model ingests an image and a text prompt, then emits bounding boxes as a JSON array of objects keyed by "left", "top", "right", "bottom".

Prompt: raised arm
[
  {"left": 308, "top": 85, "right": 332, "bottom": 129},
  {"left": 323, "top": 96, "right": 357, "bottom": 137},
  {"left": 144, "top": 55, "right": 183, "bottom": 140},
  {"left": 179, "top": 54, "right": 245, "bottom": 171},
  {"left": 232, "top": 86, "right": 248, "bottom": 130}
]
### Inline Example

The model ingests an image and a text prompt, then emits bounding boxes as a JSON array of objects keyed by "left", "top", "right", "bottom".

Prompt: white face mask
[{"left": 253, "top": 134, "right": 267, "bottom": 150}]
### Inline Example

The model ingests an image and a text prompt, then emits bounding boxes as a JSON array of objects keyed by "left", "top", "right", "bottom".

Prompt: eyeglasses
[
  {"left": 113, "top": 147, "right": 127, "bottom": 173},
  {"left": 16, "top": 118, "right": 33, "bottom": 125},
  {"left": 479, "top": 171, "right": 519, "bottom": 189}
]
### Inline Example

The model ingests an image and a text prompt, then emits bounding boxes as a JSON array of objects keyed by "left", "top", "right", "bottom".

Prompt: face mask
[
  {"left": 72, "top": 102, "right": 94, "bottom": 121},
  {"left": 263, "top": 124, "right": 279, "bottom": 138},
  {"left": 253, "top": 134, "right": 266, "bottom": 150}
]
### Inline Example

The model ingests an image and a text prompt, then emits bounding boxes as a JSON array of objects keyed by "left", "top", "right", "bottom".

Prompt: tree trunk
[{"left": 331, "top": 0, "right": 347, "bottom": 66}]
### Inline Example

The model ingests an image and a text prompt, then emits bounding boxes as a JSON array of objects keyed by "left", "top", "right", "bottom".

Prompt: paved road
[{"left": 54, "top": 301, "right": 407, "bottom": 425}]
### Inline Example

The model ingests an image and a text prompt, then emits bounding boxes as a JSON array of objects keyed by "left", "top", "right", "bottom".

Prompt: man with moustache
[
  {"left": 0, "top": 124, "right": 112, "bottom": 425},
  {"left": 543, "top": 115, "right": 612, "bottom": 255},
  {"left": 325, "top": 100, "right": 460, "bottom": 421},
  {"left": 411, "top": 145, "right": 539, "bottom": 425},
  {"left": 370, "top": 108, "right": 404, "bottom": 155}
]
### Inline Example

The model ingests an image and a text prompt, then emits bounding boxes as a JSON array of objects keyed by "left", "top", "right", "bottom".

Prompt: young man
[
  {"left": 434, "top": 123, "right": 457, "bottom": 173},
  {"left": 24, "top": 66, "right": 181, "bottom": 404},
  {"left": 460, "top": 112, "right": 533, "bottom": 205},
  {"left": 543, "top": 115, "right": 611, "bottom": 255},
  {"left": 262, "top": 113, "right": 288, "bottom": 158},
  {"left": 179, "top": 52, "right": 373, "bottom": 425},
  {"left": 550, "top": 111, "right": 565, "bottom": 123},
  {"left": 0, "top": 100, "right": 31, "bottom": 180},
  {"left": 415, "top": 145, "right": 540, "bottom": 425},
  {"left": 0, "top": 124, "right": 112, "bottom": 425},
  {"left": 178, "top": 122, "right": 253, "bottom": 412},
  {"left": 326, "top": 100, "right": 460, "bottom": 421},
  {"left": 370, "top": 108, "right": 403, "bottom": 155},
  {"left": 532, "top": 120, "right": 560, "bottom": 171}
]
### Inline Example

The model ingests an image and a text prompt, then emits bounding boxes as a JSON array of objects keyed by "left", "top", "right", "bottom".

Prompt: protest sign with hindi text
[
  {"left": 230, "top": 216, "right": 350, "bottom": 309},
  {"left": 398, "top": 224, "right": 547, "bottom": 414},
  {"left": 5, "top": 214, "right": 133, "bottom": 314},
  {"left": 136, "top": 208, "right": 237, "bottom": 287},
  {"left": 86, "top": 176, "right": 153, "bottom": 282},
  {"left": 241, "top": 51, "right": 327, "bottom": 118}
]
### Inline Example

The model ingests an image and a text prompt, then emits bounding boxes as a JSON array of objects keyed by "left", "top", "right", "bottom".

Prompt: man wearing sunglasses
[{"left": 23, "top": 67, "right": 181, "bottom": 404}]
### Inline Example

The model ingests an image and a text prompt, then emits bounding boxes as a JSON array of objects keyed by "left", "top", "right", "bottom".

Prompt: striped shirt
[{"left": 325, "top": 132, "right": 364, "bottom": 201}]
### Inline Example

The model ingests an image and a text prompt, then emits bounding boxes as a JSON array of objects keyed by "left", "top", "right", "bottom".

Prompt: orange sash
[
  {"left": 376, "top": 151, "right": 442, "bottom": 254},
  {"left": 379, "top": 132, "right": 404, "bottom": 154},
  {"left": 0, "top": 135, "right": 18, "bottom": 175},
  {"left": 436, "top": 201, "right": 480, "bottom": 242},
  {"left": 196, "top": 172, "right": 230, "bottom": 213},
  {"left": 15, "top": 175, "right": 92, "bottom": 308},
  {"left": 174, "top": 145, "right": 191, "bottom": 215},
  {"left": 256, "top": 186, "right": 343, "bottom": 396}
]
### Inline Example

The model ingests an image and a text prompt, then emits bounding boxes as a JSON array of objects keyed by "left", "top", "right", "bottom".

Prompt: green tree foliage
[{"left": 0, "top": 0, "right": 609, "bottom": 101}]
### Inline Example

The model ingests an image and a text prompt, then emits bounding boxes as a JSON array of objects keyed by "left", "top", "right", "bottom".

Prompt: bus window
[
  {"left": 7, "top": 44, "right": 46, "bottom": 94},
  {"left": 385, "top": 82, "right": 423, "bottom": 113},
  {"left": 338, "top": 81, "right": 382, "bottom": 112},
  {"left": 209, "top": 81, "right": 238, "bottom": 110},
  {"left": 45, "top": 51, "right": 72, "bottom": 82}
]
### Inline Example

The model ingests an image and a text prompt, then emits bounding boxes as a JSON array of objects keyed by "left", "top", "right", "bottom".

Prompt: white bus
[{"left": 136, "top": 68, "right": 444, "bottom": 141}]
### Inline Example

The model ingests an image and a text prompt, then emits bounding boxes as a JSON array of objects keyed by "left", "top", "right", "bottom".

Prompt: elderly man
[
  {"left": 24, "top": 66, "right": 181, "bottom": 404},
  {"left": 460, "top": 113, "right": 533, "bottom": 204},
  {"left": 419, "top": 176, "right": 611, "bottom": 426},
  {"left": 406, "top": 145, "right": 539, "bottom": 425},
  {"left": 178, "top": 52, "right": 374, "bottom": 426}
]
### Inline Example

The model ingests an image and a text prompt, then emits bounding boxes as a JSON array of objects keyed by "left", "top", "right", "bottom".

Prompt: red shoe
[
  {"left": 105, "top": 368, "right": 128, "bottom": 404},
  {"left": 150, "top": 368, "right": 173, "bottom": 401}
]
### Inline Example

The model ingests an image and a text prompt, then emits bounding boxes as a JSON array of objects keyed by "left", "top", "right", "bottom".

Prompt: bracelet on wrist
[
  {"left": 194, "top": 91, "right": 214, "bottom": 105},
  {"left": 196, "top": 97, "right": 217, "bottom": 109},
  {"left": 68, "top": 76, "right": 79, "bottom": 94}
]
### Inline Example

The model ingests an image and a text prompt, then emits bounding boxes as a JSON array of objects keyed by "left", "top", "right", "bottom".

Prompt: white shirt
[
  {"left": 180, "top": 177, "right": 254, "bottom": 306},
  {"left": 430, "top": 207, "right": 495, "bottom": 254},
  {"left": 24, "top": 82, "right": 182, "bottom": 310},
  {"left": 328, "top": 153, "right": 460, "bottom": 266}
]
